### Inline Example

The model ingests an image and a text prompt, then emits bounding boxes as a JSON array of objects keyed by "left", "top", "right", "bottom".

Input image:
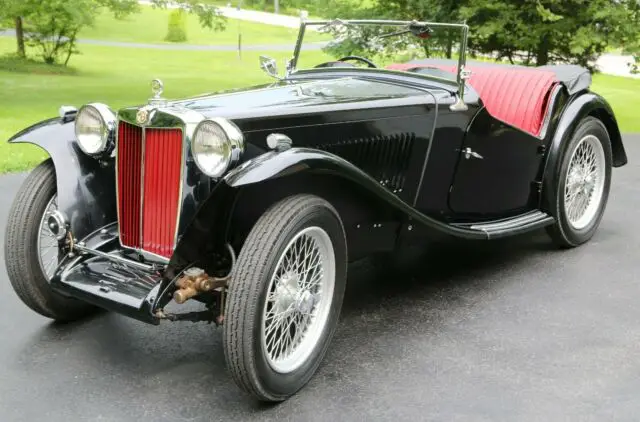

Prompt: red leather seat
[{"left": 386, "top": 63, "right": 558, "bottom": 137}]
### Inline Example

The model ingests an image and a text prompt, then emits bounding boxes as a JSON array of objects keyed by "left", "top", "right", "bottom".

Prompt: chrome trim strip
[
  {"left": 538, "top": 84, "right": 565, "bottom": 141},
  {"left": 114, "top": 119, "right": 122, "bottom": 244},
  {"left": 139, "top": 124, "right": 146, "bottom": 250},
  {"left": 177, "top": 128, "right": 187, "bottom": 249}
]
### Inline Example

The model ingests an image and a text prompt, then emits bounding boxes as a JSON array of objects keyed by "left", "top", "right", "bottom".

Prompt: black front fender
[
  {"left": 226, "top": 148, "right": 489, "bottom": 242},
  {"left": 8, "top": 117, "right": 116, "bottom": 240},
  {"left": 169, "top": 147, "right": 488, "bottom": 272},
  {"left": 541, "top": 92, "right": 627, "bottom": 211}
]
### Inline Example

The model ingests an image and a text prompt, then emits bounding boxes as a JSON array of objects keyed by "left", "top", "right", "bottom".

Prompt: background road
[{"left": 1, "top": 136, "right": 638, "bottom": 422}]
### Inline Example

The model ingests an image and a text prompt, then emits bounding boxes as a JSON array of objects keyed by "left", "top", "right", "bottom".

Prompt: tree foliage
[
  {"left": 460, "top": 0, "right": 638, "bottom": 69},
  {"left": 624, "top": 0, "right": 640, "bottom": 74},
  {"left": 321, "top": 0, "right": 640, "bottom": 71},
  {"left": 25, "top": 0, "right": 93, "bottom": 64},
  {"left": 151, "top": 0, "right": 225, "bottom": 32},
  {"left": 318, "top": 0, "right": 463, "bottom": 60}
]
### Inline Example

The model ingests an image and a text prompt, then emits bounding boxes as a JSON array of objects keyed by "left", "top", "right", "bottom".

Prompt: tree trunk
[
  {"left": 422, "top": 43, "right": 430, "bottom": 58},
  {"left": 446, "top": 37, "right": 453, "bottom": 59},
  {"left": 14, "top": 16, "right": 25, "bottom": 58},
  {"left": 64, "top": 31, "right": 78, "bottom": 66},
  {"left": 536, "top": 36, "right": 549, "bottom": 66}
]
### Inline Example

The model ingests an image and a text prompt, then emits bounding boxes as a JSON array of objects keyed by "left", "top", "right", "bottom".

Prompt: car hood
[{"left": 168, "top": 76, "right": 427, "bottom": 122}]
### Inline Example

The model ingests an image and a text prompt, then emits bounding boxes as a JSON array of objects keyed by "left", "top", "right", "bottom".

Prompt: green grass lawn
[
  {"left": 591, "top": 73, "right": 640, "bottom": 134},
  {"left": 79, "top": 5, "right": 328, "bottom": 45}
]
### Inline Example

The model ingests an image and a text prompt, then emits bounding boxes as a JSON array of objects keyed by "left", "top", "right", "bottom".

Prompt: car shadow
[
  {"left": 343, "top": 231, "right": 555, "bottom": 313},
  {"left": 16, "top": 230, "right": 558, "bottom": 413}
]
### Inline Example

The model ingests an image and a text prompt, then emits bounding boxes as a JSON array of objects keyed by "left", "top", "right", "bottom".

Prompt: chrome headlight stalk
[
  {"left": 191, "top": 117, "right": 244, "bottom": 178},
  {"left": 74, "top": 103, "right": 116, "bottom": 157}
]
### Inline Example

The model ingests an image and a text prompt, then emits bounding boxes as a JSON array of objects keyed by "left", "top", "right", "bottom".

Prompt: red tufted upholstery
[{"left": 386, "top": 63, "right": 558, "bottom": 137}]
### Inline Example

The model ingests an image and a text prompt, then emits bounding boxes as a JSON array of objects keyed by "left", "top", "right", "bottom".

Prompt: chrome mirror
[{"left": 259, "top": 55, "right": 281, "bottom": 79}]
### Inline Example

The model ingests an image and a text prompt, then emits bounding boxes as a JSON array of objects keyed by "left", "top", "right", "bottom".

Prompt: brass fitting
[{"left": 173, "top": 267, "right": 227, "bottom": 304}]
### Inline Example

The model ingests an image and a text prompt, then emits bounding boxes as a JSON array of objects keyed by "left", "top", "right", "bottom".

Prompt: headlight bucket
[
  {"left": 191, "top": 118, "right": 244, "bottom": 178},
  {"left": 74, "top": 103, "right": 116, "bottom": 156}
]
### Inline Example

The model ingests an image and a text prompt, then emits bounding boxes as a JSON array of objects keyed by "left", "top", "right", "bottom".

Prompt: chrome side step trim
[{"left": 453, "top": 210, "right": 555, "bottom": 239}]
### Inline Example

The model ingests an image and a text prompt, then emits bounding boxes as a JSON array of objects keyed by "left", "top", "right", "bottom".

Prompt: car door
[{"left": 448, "top": 108, "right": 545, "bottom": 216}]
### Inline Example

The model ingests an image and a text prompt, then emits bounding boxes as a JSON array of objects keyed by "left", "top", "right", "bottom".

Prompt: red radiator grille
[
  {"left": 117, "top": 122, "right": 143, "bottom": 249},
  {"left": 116, "top": 122, "right": 183, "bottom": 258},
  {"left": 142, "top": 128, "right": 183, "bottom": 258}
]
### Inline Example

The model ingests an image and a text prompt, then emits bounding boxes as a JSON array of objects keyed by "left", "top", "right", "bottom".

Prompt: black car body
[{"left": 4, "top": 19, "right": 626, "bottom": 402}]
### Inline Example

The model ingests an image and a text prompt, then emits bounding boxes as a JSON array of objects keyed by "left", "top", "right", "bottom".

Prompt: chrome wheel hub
[
  {"left": 272, "top": 272, "right": 299, "bottom": 314},
  {"left": 272, "top": 273, "right": 319, "bottom": 315},
  {"left": 563, "top": 135, "right": 606, "bottom": 230},
  {"left": 261, "top": 226, "right": 336, "bottom": 374}
]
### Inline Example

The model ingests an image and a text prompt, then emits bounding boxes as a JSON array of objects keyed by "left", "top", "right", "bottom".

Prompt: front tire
[
  {"left": 546, "top": 117, "right": 613, "bottom": 247},
  {"left": 223, "top": 194, "right": 347, "bottom": 401},
  {"left": 4, "top": 159, "right": 97, "bottom": 321}
]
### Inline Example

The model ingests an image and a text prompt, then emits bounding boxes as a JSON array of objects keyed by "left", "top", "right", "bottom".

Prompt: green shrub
[{"left": 165, "top": 9, "right": 188, "bottom": 43}]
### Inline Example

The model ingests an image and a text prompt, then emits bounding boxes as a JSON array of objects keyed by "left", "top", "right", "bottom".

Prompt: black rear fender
[
  {"left": 541, "top": 92, "right": 627, "bottom": 211},
  {"left": 8, "top": 118, "right": 116, "bottom": 240}
]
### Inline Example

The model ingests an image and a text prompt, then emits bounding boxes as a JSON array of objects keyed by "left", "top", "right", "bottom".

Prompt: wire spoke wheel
[
  {"left": 261, "top": 226, "right": 336, "bottom": 374},
  {"left": 36, "top": 194, "right": 60, "bottom": 280},
  {"left": 224, "top": 194, "right": 346, "bottom": 401},
  {"left": 547, "top": 117, "right": 612, "bottom": 248},
  {"left": 563, "top": 135, "right": 606, "bottom": 230}
]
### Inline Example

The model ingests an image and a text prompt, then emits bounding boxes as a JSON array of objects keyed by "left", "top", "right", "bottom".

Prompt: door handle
[{"left": 459, "top": 147, "right": 483, "bottom": 160}]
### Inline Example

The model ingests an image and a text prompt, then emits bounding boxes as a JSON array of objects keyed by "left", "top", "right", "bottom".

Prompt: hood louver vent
[{"left": 316, "top": 133, "right": 415, "bottom": 194}]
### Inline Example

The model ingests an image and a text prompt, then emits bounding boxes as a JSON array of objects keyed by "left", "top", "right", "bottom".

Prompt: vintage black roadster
[{"left": 4, "top": 19, "right": 627, "bottom": 401}]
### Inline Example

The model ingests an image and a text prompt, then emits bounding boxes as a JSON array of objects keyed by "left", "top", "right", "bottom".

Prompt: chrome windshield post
[
  {"left": 450, "top": 23, "right": 470, "bottom": 111},
  {"left": 290, "top": 20, "right": 307, "bottom": 74}
]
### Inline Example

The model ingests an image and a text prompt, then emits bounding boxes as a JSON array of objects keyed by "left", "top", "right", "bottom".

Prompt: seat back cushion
[{"left": 386, "top": 63, "right": 558, "bottom": 137}]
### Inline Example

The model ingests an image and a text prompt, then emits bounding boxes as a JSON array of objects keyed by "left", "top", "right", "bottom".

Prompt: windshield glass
[{"left": 291, "top": 20, "right": 469, "bottom": 83}]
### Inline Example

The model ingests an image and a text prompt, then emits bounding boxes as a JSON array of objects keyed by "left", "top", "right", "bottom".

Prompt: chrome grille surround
[{"left": 116, "top": 106, "right": 206, "bottom": 263}]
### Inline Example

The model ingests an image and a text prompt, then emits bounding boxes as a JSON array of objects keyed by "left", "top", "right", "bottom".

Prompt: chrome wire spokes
[
  {"left": 564, "top": 135, "right": 606, "bottom": 230},
  {"left": 262, "top": 226, "right": 335, "bottom": 374},
  {"left": 37, "top": 195, "right": 60, "bottom": 280}
]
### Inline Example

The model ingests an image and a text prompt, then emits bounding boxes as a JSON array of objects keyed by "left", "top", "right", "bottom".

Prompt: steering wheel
[{"left": 337, "top": 55, "right": 378, "bottom": 68}]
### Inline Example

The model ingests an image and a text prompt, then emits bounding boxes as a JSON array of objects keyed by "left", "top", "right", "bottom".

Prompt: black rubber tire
[
  {"left": 223, "top": 194, "right": 347, "bottom": 402},
  {"left": 4, "top": 159, "right": 97, "bottom": 321},
  {"left": 546, "top": 117, "right": 613, "bottom": 248}
]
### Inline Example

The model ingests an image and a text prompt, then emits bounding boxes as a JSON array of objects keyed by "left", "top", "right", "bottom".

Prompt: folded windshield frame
[{"left": 288, "top": 19, "right": 471, "bottom": 110}]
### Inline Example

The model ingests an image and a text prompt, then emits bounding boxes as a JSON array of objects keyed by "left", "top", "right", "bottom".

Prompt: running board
[{"left": 452, "top": 210, "right": 555, "bottom": 239}]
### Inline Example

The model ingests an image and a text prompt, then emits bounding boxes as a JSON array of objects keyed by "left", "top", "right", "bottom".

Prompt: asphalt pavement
[{"left": 1, "top": 136, "right": 639, "bottom": 422}]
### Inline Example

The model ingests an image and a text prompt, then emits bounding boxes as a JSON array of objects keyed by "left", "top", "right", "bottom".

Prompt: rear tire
[
  {"left": 223, "top": 194, "right": 347, "bottom": 401},
  {"left": 4, "top": 159, "right": 97, "bottom": 321},
  {"left": 546, "top": 117, "right": 612, "bottom": 247}
]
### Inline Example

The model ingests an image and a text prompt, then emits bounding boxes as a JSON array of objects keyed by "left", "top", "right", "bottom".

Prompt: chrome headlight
[
  {"left": 74, "top": 103, "right": 116, "bottom": 156},
  {"left": 191, "top": 118, "right": 244, "bottom": 178}
]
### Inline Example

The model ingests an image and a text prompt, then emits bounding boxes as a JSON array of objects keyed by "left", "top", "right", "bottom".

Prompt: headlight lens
[
  {"left": 191, "top": 118, "right": 244, "bottom": 178},
  {"left": 74, "top": 103, "right": 115, "bottom": 155}
]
